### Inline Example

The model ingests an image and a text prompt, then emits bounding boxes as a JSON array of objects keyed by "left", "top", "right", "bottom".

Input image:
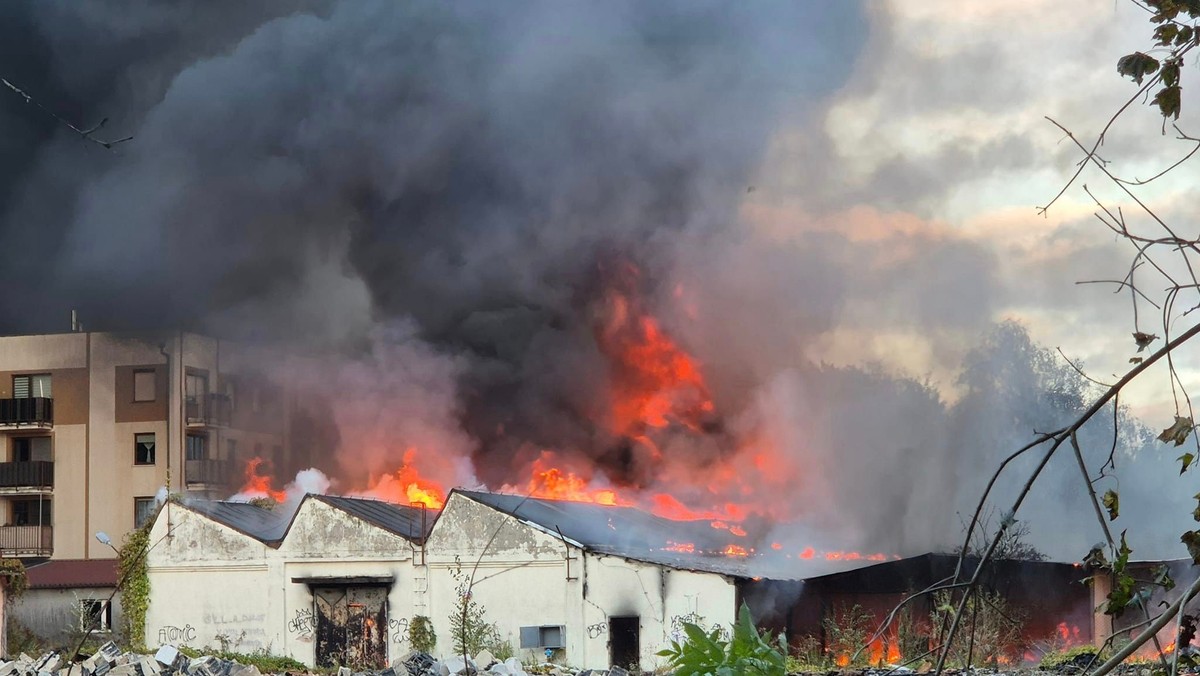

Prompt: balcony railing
[
  {"left": 0, "top": 462, "right": 53, "bottom": 491},
  {"left": 0, "top": 525, "right": 52, "bottom": 557},
  {"left": 185, "top": 393, "right": 231, "bottom": 428},
  {"left": 0, "top": 398, "right": 53, "bottom": 428},
  {"left": 185, "top": 459, "right": 232, "bottom": 486}
]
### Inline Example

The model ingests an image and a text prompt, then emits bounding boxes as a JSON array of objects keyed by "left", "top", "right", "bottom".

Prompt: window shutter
[
  {"left": 13, "top": 376, "right": 29, "bottom": 399},
  {"left": 519, "top": 626, "right": 540, "bottom": 649}
]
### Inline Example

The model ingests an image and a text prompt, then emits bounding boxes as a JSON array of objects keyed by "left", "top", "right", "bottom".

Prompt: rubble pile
[
  {"left": 0, "top": 645, "right": 642, "bottom": 676},
  {"left": 0, "top": 644, "right": 266, "bottom": 676}
]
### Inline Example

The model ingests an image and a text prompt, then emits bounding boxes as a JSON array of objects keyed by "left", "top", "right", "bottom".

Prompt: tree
[{"left": 864, "top": 5, "right": 1200, "bottom": 674}]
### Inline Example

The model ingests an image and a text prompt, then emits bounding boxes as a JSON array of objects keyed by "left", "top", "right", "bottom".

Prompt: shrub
[
  {"left": 822, "top": 603, "right": 873, "bottom": 667},
  {"left": 929, "top": 589, "right": 1026, "bottom": 667},
  {"left": 657, "top": 603, "right": 786, "bottom": 676},
  {"left": 410, "top": 615, "right": 437, "bottom": 654}
]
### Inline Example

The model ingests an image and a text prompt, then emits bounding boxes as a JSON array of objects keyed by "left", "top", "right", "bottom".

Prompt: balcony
[
  {"left": 0, "top": 462, "right": 53, "bottom": 493},
  {"left": 185, "top": 458, "right": 232, "bottom": 487},
  {"left": 185, "top": 393, "right": 231, "bottom": 428},
  {"left": 0, "top": 398, "right": 53, "bottom": 429},
  {"left": 0, "top": 525, "right": 52, "bottom": 557}
]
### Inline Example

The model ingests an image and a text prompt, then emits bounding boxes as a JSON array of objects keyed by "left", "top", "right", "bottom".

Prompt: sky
[
  {"left": 744, "top": 1, "right": 1200, "bottom": 423},
  {"left": 2, "top": 0, "right": 1199, "bottom": 560}
]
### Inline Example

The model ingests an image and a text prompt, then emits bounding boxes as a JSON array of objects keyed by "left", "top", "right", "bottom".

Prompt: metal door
[{"left": 314, "top": 586, "right": 389, "bottom": 668}]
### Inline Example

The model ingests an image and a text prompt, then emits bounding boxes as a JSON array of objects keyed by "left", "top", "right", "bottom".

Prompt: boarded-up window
[
  {"left": 13, "top": 374, "right": 50, "bottom": 399},
  {"left": 133, "top": 369, "right": 156, "bottom": 402},
  {"left": 135, "top": 433, "right": 156, "bottom": 465},
  {"left": 520, "top": 625, "right": 565, "bottom": 649}
]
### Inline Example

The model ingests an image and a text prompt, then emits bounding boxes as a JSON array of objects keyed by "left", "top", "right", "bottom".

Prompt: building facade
[
  {"left": 0, "top": 330, "right": 292, "bottom": 563},
  {"left": 144, "top": 490, "right": 753, "bottom": 671}
]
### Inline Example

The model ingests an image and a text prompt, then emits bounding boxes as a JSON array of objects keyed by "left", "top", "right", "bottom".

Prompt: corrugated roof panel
[
  {"left": 455, "top": 490, "right": 799, "bottom": 579},
  {"left": 314, "top": 495, "right": 434, "bottom": 541}
]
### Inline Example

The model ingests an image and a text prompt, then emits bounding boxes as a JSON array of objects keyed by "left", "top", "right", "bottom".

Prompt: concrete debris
[{"left": 0, "top": 646, "right": 637, "bottom": 676}]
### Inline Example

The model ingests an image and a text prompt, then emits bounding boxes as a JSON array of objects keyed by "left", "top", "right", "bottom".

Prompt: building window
[
  {"left": 133, "top": 369, "right": 156, "bottom": 402},
  {"left": 186, "top": 434, "right": 207, "bottom": 461},
  {"left": 134, "top": 433, "right": 156, "bottom": 465},
  {"left": 13, "top": 374, "right": 51, "bottom": 399},
  {"left": 226, "top": 439, "right": 238, "bottom": 460},
  {"left": 134, "top": 497, "right": 156, "bottom": 528},
  {"left": 12, "top": 436, "right": 51, "bottom": 462},
  {"left": 12, "top": 498, "right": 50, "bottom": 526},
  {"left": 80, "top": 599, "right": 112, "bottom": 632}
]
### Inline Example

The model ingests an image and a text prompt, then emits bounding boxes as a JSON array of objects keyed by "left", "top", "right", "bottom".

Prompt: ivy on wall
[
  {"left": 119, "top": 520, "right": 152, "bottom": 649},
  {"left": 0, "top": 558, "right": 28, "bottom": 599}
]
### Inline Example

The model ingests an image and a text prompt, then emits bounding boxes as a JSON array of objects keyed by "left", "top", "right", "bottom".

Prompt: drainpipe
[{"left": 159, "top": 341, "right": 172, "bottom": 494}]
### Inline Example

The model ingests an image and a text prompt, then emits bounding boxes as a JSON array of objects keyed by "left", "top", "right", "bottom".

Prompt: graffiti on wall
[
  {"left": 669, "top": 613, "right": 728, "bottom": 644},
  {"left": 388, "top": 617, "right": 410, "bottom": 644},
  {"left": 587, "top": 622, "right": 608, "bottom": 639},
  {"left": 288, "top": 608, "right": 316, "bottom": 641},
  {"left": 157, "top": 624, "right": 197, "bottom": 645}
]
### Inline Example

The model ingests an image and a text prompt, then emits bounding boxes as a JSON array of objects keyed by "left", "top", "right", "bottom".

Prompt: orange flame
[
  {"left": 239, "top": 457, "right": 286, "bottom": 502},
  {"left": 595, "top": 268, "right": 715, "bottom": 438},
  {"left": 361, "top": 448, "right": 446, "bottom": 509}
]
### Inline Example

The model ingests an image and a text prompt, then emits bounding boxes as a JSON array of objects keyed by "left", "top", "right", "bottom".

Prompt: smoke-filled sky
[{"left": 3, "top": 0, "right": 1200, "bottom": 563}]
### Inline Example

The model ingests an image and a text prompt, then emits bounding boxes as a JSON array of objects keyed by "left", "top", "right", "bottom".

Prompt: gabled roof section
[
  {"left": 311, "top": 495, "right": 435, "bottom": 542},
  {"left": 453, "top": 490, "right": 798, "bottom": 580},
  {"left": 26, "top": 559, "right": 119, "bottom": 589},
  {"left": 184, "top": 499, "right": 290, "bottom": 545}
]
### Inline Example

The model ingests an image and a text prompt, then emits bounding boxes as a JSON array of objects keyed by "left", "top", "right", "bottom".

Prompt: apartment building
[{"left": 0, "top": 331, "right": 293, "bottom": 563}]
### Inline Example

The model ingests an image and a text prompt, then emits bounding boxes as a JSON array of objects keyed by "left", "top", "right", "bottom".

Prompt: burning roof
[{"left": 452, "top": 489, "right": 799, "bottom": 580}]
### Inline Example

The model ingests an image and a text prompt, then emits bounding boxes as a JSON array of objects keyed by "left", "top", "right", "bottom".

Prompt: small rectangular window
[
  {"left": 80, "top": 599, "right": 112, "bottom": 632},
  {"left": 135, "top": 433, "right": 156, "bottom": 465},
  {"left": 13, "top": 374, "right": 51, "bottom": 399},
  {"left": 133, "top": 369, "right": 156, "bottom": 402},
  {"left": 134, "top": 497, "right": 157, "bottom": 529}
]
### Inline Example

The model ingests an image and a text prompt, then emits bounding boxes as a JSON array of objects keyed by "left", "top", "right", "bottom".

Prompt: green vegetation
[
  {"left": 410, "top": 615, "right": 437, "bottom": 654},
  {"left": 118, "top": 519, "right": 153, "bottom": 649},
  {"left": 179, "top": 643, "right": 307, "bottom": 673},
  {"left": 0, "top": 558, "right": 28, "bottom": 599},
  {"left": 657, "top": 603, "right": 787, "bottom": 676},
  {"left": 929, "top": 589, "right": 1026, "bottom": 667},
  {"left": 822, "top": 603, "right": 873, "bottom": 667},
  {"left": 448, "top": 560, "right": 509, "bottom": 659},
  {"left": 1039, "top": 645, "right": 1104, "bottom": 670}
]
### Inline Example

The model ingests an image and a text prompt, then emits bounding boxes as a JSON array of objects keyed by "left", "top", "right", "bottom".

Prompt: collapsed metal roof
[{"left": 453, "top": 490, "right": 799, "bottom": 580}]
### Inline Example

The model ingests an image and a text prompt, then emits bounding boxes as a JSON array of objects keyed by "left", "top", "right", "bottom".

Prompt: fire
[
  {"left": 1056, "top": 622, "right": 1082, "bottom": 647},
  {"left": 595, "top": 266, "right": 715, "bottom": 438},
  {"left": 238, "top": 457, "right": 286, "bottom": 502},
  {"left": 519, "top": 452, "right": 629, "bottom": 505},
  {"left": 664, "top": 542, "right": 696, "bottom": 553},
  {"left": 722, "top": 544, "right": 750, "bottom": 557},
  {"left": 360, "top": 448, "right": 446, "bottom": 509}
]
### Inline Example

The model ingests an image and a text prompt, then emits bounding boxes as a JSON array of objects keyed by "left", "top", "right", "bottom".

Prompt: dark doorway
[
  {"left": 314, "top": 586, "right": 388, "bottom": 668},
  {"left": 609, "top": 616, "right": 639, "bottom": 669}
]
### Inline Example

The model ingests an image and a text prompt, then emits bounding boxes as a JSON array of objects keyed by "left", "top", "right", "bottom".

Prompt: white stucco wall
[
  {"left": 146, "top": 498, "right": 421, "bottom": 666},
  {"left": 423, "top": 493, "right": 738, "bottom": 671},
  {"left": 145, "top": 502, "right": 273, "bottom": 653}
]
